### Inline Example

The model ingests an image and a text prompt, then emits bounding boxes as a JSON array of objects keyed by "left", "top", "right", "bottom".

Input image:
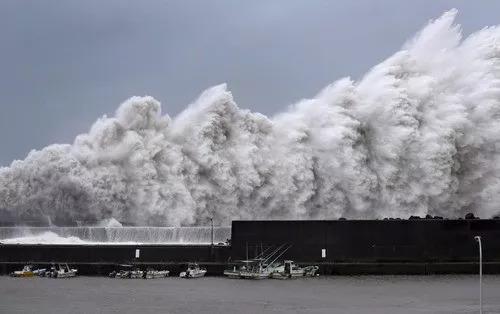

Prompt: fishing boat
[
  {"left": 223, "top": 243, "right": 292, "bottom": 279},
  {"left": 46, "top": 263, "right": 77, "bottom": 278},
  {"left": 238, "top": 260, "right": 274, "bottom": 279},
  {"left": 224, "top": 259, "right": 276, "bottom": 279},
  {"left": 179, "top": 263, "right": 207, "bottom": 278},
  {"left": 145, "top": 269, "right": 170, "bottom": 279},
  {"left": 270, "top": 260, "right": 305, "bottom": 279},
  {"left": 10, "top": 265, "right": 46, "bottom": 277}
]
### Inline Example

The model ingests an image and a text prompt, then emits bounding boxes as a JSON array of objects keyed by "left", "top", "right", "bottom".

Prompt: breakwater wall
[{"left": 2, "top": 219, "right": 500, "bottom": 275}]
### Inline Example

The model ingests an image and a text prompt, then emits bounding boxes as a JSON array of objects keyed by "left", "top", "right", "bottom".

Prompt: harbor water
[{"left": 1, "top": 275, "right": 500, "bottom": 313}]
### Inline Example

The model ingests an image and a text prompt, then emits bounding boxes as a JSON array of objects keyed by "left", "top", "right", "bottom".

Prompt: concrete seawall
[{"left": 2, "top": 219, "right": 500, "bottom": 275}]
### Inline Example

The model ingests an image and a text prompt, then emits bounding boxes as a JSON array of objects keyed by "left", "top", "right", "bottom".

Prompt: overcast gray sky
[{"left": 1, "top": 0, "right": 500, "bottom": 166}]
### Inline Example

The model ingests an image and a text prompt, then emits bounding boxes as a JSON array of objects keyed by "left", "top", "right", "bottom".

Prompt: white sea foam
[
  {"left": 1, "top": 10, "right": 500, "bottom": 225},
  {"left": 1, "top": 231, "right": 88, "bottom": 244},
  {"left": 0, "top": 227, "right": 232, "bottom": 244}
]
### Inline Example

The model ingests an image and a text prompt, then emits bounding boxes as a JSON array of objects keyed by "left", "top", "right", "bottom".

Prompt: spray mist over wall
[{"left": 1, "top": 10, "right": 500, "bottom": 226}]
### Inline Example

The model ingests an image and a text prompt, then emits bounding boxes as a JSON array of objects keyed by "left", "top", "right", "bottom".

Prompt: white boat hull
[
  {"left": 129, "top": 271, "right": 144, "bottom": 279},
  {"left": 145, "top": 270, "right": 169, "bottom": 279},
  {"left": 223, "top": 270, "right": 240, "bottom": 279},
  {"left": 270, "top": 270, "right": 304, "bottom": 279},
  {"left": 180, "top": 269, "right": 206, "bottom": 278},
  {"left": 55, "top": 270, "right": 77, "bottom": 278},
  {"left": 239, "top": 271, "right": 271, "bottom": 279}
]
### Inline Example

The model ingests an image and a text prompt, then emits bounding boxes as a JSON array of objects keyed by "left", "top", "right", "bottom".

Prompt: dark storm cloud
[{"left": 1, "top": 0, "right": 499, "bottom": 166}]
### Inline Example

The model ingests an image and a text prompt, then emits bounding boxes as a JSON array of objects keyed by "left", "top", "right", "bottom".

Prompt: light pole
[
  {"left": 210, "top": 217, "right": 214, "bottom": 247},
  {"left": 474, "top": 236, "right": 482, "bottom": 314}
]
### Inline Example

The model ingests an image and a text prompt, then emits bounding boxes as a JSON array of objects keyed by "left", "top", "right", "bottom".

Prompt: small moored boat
[
  {"left": 46, "top": 263, "right": 77, "bottom": 278},
  {"left": 145, "top": 269, "right": 170, "bottom": 279},
  {"left": 303, "top": 265, "right": 320, "bottom": 277},
  {"left": 129, "top": 269, "right": 144, "bottom": 279},
  {"left": 109, "top": 264, "right": 146, "bottom": 279},
  {"left": 180, "top": 263, "right": 206, "bottom": 278},
  {"left": 10, "top": 265, "right": 46, "bottom": 277},
  {"left": 109, "top": 264, "right": 133, "bottom": 278}
]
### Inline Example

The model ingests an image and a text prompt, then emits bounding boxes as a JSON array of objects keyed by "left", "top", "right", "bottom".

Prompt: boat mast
[{"left": 264, "top": 244, "right": 293, "bottom": 271}]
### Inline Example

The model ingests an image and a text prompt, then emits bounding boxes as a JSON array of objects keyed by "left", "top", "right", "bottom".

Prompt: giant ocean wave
[{"left": 1, "top": 10, "right": 500, "bottom": 226}]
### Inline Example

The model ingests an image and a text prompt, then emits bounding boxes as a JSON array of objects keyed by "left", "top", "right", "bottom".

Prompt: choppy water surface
[{"left": 1, "top": 275, "right": 499, "bottom": 314}]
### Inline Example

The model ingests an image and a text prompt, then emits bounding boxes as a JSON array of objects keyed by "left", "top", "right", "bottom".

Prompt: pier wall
[
  {"left": 230, "top": 219, "right": 500, "bottom": 273},
  {"left": 2, "top": 219, "right": 500, "bottom": 275}
]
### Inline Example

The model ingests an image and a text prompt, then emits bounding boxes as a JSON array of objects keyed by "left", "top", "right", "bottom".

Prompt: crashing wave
[
  {"left": 1, "top": 9, "right": 500, "bottom": 226},
  {"left": 0, "top": 226, "right": 232, "bottom": 244}
]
